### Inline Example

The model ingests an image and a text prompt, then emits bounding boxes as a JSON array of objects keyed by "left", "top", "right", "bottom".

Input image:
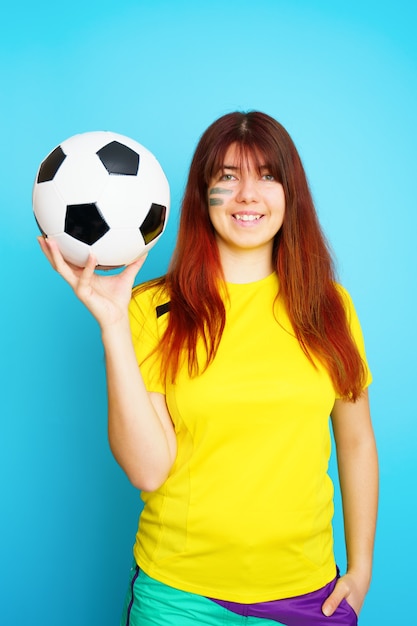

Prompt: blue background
[{"left": 1, "top": 1, "right": 416, "bottom": 624}]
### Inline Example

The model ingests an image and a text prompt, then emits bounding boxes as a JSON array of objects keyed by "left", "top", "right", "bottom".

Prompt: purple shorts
[
  {"left": 121, "top": 565, "right": 358, "bottom": 626},
  {"left": 210, "top": 573, "right": 358, "bottom": 625}
]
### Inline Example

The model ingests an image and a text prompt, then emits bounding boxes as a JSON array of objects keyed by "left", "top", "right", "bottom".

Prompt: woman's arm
[
  {"left": 322, "top": 389, "right": 378, "bottom": 617},
  {"left": 103, "top": 318, "right": 177, "bottom": 491},
  {"left": 38, "top": 237, "right": 177, "bottom": 491}
]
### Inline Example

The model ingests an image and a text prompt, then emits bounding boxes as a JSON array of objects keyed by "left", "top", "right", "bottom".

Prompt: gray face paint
[
  {"left": 208, "top": 186, "right": 233, "bottom": 206},
  {"left": 209, "top": 187, "right": 233, "bottom": 195}
]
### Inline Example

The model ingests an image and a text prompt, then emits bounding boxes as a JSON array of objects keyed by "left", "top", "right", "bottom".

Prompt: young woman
[{"left": 38, "top": 111, "right": 378, "bottom": 625}]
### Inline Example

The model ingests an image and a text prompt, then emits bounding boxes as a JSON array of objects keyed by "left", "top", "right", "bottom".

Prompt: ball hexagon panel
[
  {"left": 90, "top": 228, "right": 146, "bottom": 267},
  {"left": 51, "top": 232, "right": 93, "bottom": 268},
  {"left": 96, "top": 175, "right": 150, "bottom": 229},
  {"left": 61, "top": 131, "right": 119, "bottom": 156},
  {"left": 52, "top": 151, "right": 109, "bottom": 205},
  {"left": 32, "top": 180, "right": 68, "bottom": 235}
]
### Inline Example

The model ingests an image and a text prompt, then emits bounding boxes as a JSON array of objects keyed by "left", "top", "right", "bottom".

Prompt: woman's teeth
[{"left": 234, "top": 214, "right": 261, "bottom": 221}]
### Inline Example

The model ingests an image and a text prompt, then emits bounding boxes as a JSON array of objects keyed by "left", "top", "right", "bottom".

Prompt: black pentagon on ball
[
  {"left": 97, "top": 141, "right": 140, "bottom": 175},
  {"left": 65, "top": 203, "right": 110, "bottom": 245},
  {"left": 37, "top": 145, "right": 66, "bottom": 183},
  {"left": 140, "top": 203, "right": 167, "bottom": 244}
]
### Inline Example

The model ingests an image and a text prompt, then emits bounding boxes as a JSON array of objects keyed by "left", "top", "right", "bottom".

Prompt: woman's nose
[{"left": 236, "top": 176, "right": 258, "bottom": 203}]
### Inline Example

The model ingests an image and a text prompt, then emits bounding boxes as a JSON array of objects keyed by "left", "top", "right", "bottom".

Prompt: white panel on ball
[
  {"left": 52, "top": 232, "right": 92, "bottom": 268},
  {"left": 32, "top": 182, "right": 67, "bottom": 235},
  {"left": 97, "top": 176, "right": 150, "bottom": 229},
  {"left": 53, "top": 152, "right": 109, "bottom": 205},
  {"left": 91, "top": 229, "right": 147, "bottom": 267}
]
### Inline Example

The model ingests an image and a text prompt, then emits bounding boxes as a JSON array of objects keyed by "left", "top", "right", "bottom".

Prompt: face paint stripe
[
  {"left": 209, "top": 187, "right": 233, "bottom": 195},
  {"left": 209, "top": 198, "right": 224, "bottom": 206}
]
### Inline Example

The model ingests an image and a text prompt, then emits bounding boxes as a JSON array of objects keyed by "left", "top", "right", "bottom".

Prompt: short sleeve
[
  {"left": 128, "top": 285, "right": 168, "bottom": 394},
  {"left": 337, "top": 285, "right": 373, "bottom": 394}
]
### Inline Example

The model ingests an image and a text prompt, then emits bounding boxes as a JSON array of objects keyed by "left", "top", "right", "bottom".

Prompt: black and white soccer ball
[{"left": 33, "top": 131, "right": 170, "bottom": 268}]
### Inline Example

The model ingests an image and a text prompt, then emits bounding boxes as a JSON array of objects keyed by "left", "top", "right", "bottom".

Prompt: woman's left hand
[{"left": 322, "top": 571, "right": 369, "bottom": 617}]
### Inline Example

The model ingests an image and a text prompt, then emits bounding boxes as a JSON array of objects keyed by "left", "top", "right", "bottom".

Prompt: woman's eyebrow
[{"left": 222, "top": 163, "right": 270, "bottom": 171}]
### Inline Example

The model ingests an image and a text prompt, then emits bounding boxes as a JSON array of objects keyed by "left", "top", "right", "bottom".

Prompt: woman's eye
[
  {"left": 221, "top": 174, "right": 235, "bottom": 181},
  {"left": 262, "top": 174, "right": 275, "bottom": 181}
]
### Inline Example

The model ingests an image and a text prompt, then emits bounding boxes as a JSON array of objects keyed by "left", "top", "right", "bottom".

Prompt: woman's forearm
[
  {"left": 102, "top": 317, "right": 176, "bottom": 492},
  {"left": 331, "top": 393, "right": 379, "bottom": 609},
  {"left": 337, "top": 433, "right": 379, "bottom": 586},
  {"left": 323, "top": 393, "right": 378, "bottom": 617}
]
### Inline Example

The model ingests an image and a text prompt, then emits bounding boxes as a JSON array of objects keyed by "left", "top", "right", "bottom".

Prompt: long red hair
[{"left": 142, "top": 111, "right": 366, "bottom": 400}]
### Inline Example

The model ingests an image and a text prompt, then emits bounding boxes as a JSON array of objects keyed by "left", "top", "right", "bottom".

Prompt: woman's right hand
[{"left": 38, "top": 236, "right": 146, "bottom": 329}]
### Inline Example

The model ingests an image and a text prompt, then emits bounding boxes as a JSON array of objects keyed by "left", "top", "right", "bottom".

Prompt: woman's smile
[{"left": 232, "top": 211, "right": 264, "bottom": 223}]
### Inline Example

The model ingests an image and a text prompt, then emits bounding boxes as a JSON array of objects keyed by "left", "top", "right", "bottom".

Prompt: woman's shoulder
[
  {"left": 333, "top": 283, "right": 367, "bottom": 336},
  {"left": 130, "top": 277, "right": 170, "bottom": 320},
  {"left": 334, "top": 282, "right": 355, "bottom": 315}
]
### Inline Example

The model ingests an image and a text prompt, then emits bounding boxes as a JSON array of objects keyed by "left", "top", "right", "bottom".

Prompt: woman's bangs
[
  {"left": 206, "top": 138, "right": 283, "bottom": 184},
  {"left": 246, "top": 137, "right": 284, "bottom": 183}
]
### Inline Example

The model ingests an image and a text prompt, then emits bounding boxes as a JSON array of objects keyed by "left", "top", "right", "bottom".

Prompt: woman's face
[{"left": 207, "top": 143, "right": 285, "bottom": 257}]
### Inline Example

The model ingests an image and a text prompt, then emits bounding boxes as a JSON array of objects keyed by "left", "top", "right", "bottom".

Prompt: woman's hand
[
  {"left": 37, "top": 236, "right": 146, "bottom": 329},
  {"left": 322, "top": 570, "right": 369, "bottom": 617}
]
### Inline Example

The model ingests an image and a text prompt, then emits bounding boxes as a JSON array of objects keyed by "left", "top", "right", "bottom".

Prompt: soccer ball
[{"left": 33, "top": 131, "right": 170, "bottom": 268}]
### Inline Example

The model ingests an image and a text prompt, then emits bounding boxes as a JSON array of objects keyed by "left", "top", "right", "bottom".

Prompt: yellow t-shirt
[{"left": 128, "top": 272, "right": 371, "bottom": 603}]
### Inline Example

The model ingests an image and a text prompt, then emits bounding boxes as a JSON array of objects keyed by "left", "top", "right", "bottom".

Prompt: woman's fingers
[
  {"left": 38, "top": 236, "right": 146, "bottom": 282},
  {"left": 123, "top": 254, "right": 148, "bottom": 281},
  {"left": 37, "top": 235, "right": 55, "bottom": 266},
  {"left": 38, "top": 236, "right": 69, "bottom": 277},
  {"left": 37, "top": 237, "right": 147, "bottom": 315},
  {"left": 38, "top": 236, "right": 92, "bottom": 289},
  {"left": 76, "top": 252, "right": 97, "bottom": 285},
  {"left": 37, "top": 236, "right": 150, "bottom": 329}
]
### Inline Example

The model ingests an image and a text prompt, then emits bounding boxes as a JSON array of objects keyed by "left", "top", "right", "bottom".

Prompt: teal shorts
[
  {"left": 120, "top": 566, "right": 282, "bottom": 625},
  {"left": 120, "top": 564, "right": 357, "bottom": 625}
]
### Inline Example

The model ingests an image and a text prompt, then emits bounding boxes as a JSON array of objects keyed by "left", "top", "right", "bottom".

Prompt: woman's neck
[{"left": 217, "top": 243, "right": 274, "bottom": 284}]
